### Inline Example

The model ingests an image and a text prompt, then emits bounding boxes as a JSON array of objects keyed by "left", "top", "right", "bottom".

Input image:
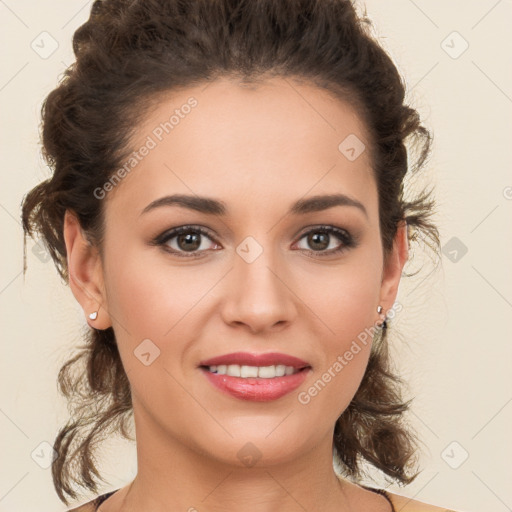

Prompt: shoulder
[
  {"left": 65, "top": 501, "right": 97, "bottom": 512},
  {"left": 387, "top": 491, "right": 462, "bottom": 512},
  {"left": 64, "top": 488, "right": 120, "bottom": 512},
  {"left": 338, "top": 477, "right": 462, "bottom": 512}
]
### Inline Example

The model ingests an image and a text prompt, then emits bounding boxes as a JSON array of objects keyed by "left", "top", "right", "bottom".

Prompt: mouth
[
  {"left": 197, "top": 351, "right": 312, "bottom": 401},
  {"left": 198, "top": 362, "right": 311, "bottom": 401}
]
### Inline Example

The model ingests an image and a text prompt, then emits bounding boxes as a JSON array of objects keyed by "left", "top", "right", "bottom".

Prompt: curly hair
[{"left": 21, "top": 0, "right": 440, "bottom": 505}]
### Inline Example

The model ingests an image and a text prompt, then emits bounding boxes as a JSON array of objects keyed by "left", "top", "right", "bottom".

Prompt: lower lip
[{"left": 200, "top": 367, "right": 311, "bottom": 401}]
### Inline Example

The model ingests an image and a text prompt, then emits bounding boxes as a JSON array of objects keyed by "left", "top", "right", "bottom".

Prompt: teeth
[
  {"left": 240, "top": 365, "right": 258, "bottom": 378},
  {"left": 207, "top": 364, "right": 300, "bottom": 378},
  {"left": 227, "top": 364, "right": 241, "bottom": 377},
  {"left": 275, "top": 364, "right": 286, "bottom": 377}
]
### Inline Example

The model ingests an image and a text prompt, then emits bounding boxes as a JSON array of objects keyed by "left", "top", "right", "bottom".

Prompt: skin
[{"left": 63, "top": 77, "right": 409, "bottom": 512}]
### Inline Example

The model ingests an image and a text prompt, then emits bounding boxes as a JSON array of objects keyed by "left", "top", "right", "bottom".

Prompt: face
[{"left": 65, "top": 76, "right": 408, "bottom": 469}]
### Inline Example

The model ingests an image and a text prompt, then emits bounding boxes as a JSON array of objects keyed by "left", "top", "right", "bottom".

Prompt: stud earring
[
  {"left": 376, "top": 305, "right": 387, "bottom": 329},
  {"left": 89, "top": 311, "right": 98, "bottom": 320}
]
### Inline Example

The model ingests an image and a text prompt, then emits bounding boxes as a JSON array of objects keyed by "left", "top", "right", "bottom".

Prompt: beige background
[{"left": 1, "top": 1, "right": 511, "bottom": 511}]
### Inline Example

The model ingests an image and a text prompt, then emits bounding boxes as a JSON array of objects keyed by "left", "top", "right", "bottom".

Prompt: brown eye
[
  {"left": 175, "top": 232, "right": 202, "bottom": 252},
  {"left": 153, "top": 226, "right": 219, "bottom": 258},
  {"left": 151, "top": 224, "right": 357, "bottom": 259},
  {"left": 295, "top": 226, "right": 356, "bottom": 256},
  {"left": 306, "top": 231, "right": 330, "bottom": 251}
]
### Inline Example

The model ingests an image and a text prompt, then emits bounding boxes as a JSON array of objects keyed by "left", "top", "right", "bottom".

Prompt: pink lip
[
  {"left": 198, "top": 351, "right": 311, "bottom": 369},
  {"left": 200, "top": 367, "right": 311, "bottom": 401}
]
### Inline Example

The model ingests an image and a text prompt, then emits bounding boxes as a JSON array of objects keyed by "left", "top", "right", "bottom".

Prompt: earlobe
[{"left": 63, "top": 210, "right": 111, "bottom": 330}]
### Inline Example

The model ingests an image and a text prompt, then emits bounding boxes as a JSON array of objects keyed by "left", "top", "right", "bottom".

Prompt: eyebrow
[{"left": 140, "top": 193, "right": 368, "bottom": 218}]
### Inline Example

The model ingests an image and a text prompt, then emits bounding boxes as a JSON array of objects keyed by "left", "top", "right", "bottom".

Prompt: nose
[{"left": 220, "top": 243, "right": 297, "bottom": 334}]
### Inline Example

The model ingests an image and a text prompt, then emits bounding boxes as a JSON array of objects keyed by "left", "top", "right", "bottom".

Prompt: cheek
[
  {"left": 104, "top": 244, "right": 205, "bottom": 336},
  {"left": 104, "top": 260, "right": 202, "bottom": 410},
  {"left": 304, "top": 255, "right": 382, "bottom": 340},
  {"left": 296, "top": 294, "right": 374, "bottom": 427},
  {"left": 297, "top": 255, "right": 380, "bottom": 416},
  {"left": 103, "top": 247, "right": 227, "bottom": 382}
]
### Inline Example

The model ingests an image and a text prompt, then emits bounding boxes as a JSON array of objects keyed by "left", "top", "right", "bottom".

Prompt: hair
[{"left": 21, "top": 0, "right": 440, "bottom": 505}]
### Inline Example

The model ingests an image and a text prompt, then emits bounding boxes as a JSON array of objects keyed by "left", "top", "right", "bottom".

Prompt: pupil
[
  {"left": 309, "top": 232, "right": 328, "bottom": 250},
  {"left": 179, "top": 233, "right": 200, "bottom": 251}
]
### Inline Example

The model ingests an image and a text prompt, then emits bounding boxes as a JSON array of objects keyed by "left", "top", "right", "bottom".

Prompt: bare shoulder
[
  {"left": 388, "top": 491, "right": 462, "bottom": 512},
  {"left": 65, "top": 500, "right": 97, "bottom": 512}
]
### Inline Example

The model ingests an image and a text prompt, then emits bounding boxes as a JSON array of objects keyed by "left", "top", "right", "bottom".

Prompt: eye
[
  {"left": 152, "top": 225, "right": 220, "bottom": 258},
  {"left": 151, "top": 224, "right": 357, "bottom": 258},
  {"left": 294, "top": 225, "right": 357, "bottom": 257}
]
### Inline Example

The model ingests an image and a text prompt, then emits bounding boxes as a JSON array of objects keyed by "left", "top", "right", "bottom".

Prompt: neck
[{"left": 118, "top": 401, "right": 354, "bottom": 512}]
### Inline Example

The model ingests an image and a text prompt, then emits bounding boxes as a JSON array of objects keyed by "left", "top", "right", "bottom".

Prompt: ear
[
  {"left": 63, "top": 209, "right": 111, "bottom": 330},
  {"left": 378, "top": 219, "right": 409, "bottom": 320}
]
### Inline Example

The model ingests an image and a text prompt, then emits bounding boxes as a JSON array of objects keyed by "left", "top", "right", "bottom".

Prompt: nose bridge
[
  {"left": 235, "top": 232, "right": 285, "bottom": 298},
  {"left": 223, "top": 232, "right": 294, "bottom": 330}
]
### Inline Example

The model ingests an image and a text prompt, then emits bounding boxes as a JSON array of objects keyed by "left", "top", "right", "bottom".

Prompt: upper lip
[{"left": 198, "top": 352, "right": 311, "bottom": 369}]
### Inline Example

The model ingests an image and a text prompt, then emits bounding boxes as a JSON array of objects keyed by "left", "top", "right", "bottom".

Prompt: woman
[{"left": 21, "top": 0, "right": 458, "bottom": 510}]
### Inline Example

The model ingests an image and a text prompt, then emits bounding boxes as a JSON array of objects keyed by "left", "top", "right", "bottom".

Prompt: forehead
[{"left": 105, "top": 76, "right": 377, "bottom": 221}]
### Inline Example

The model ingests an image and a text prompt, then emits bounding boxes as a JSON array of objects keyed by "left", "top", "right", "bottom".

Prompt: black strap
[
  {"left": 360, "top": 484, "right": 396, "bottom": 512},
  {"left": 94, "top": 490, "right": 119, "bottom": 510}
]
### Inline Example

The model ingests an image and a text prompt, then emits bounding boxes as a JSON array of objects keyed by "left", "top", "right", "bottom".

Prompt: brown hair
[{"left": 21, "top": 0, "right": 440, "bottom": 504}]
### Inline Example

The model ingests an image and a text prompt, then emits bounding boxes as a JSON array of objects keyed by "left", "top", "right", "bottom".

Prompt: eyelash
[{"left": 151, "top": 224, "right": 358, "bottom": 259}]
